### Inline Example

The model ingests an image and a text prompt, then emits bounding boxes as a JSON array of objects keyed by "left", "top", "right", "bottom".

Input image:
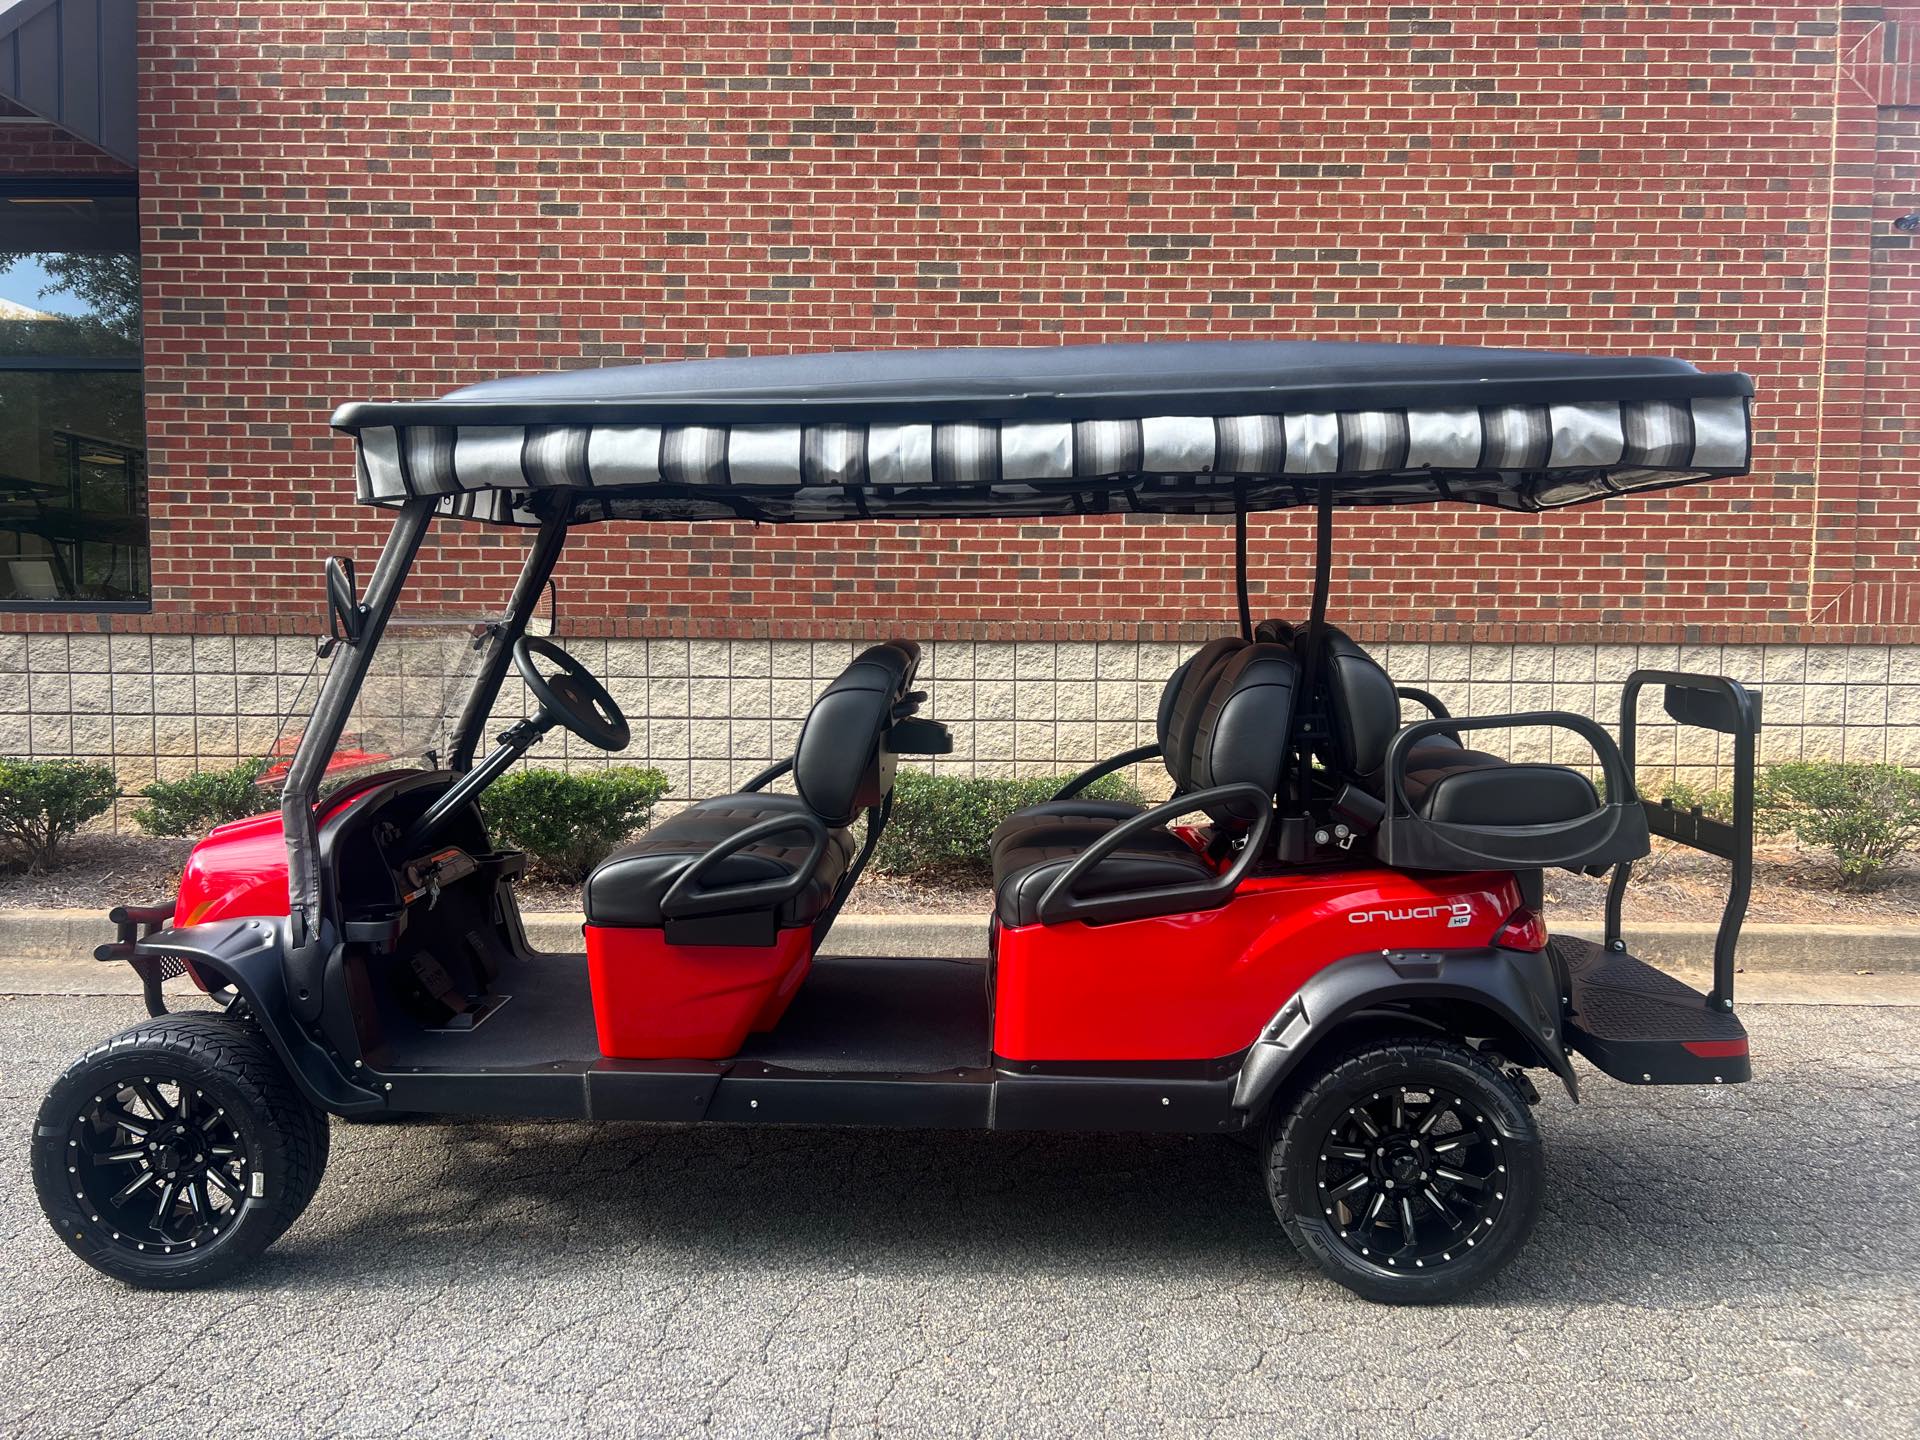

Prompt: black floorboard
[
  {"left": 371, "top": 950, "right": 991, "bottom": 1075},
  {"left": 734, "top": 954, "right": 992, "bottom": 1073},
  {"left": 373, "top": 949, "right": 599, "bottom": 1071}
]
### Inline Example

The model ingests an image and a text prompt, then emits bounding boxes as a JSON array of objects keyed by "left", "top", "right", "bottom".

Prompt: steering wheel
[{"left": 512, "top": 636, "right": 631, "bottom": 751}]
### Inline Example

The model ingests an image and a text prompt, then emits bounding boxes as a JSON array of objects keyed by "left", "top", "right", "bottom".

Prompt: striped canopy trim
[{"left": 352, "top": 395, "right": 1750, "bottom": 525}]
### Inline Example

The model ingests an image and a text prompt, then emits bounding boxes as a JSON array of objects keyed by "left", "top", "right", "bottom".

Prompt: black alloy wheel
[
  {"left": 32, "top": 1014, "right": 330, "bottom": 1288},
  {"left": 65, "top": 1073, "right": 251, "bottom": 1254},
  {"left": 1312, "top": 1082, "right": 1508, "bottom": 1270},
  {"left": 1268, "top": 1036, "right": 1543, "bottom": 1304}
]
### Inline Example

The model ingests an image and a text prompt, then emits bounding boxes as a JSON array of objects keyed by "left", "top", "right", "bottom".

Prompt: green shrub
[
  {"left": 873, "top": 769, "right": 1147, "bottom": 883},
  {"left": 1642, "top": 776, "right": 1734, "bottom": 822},
  {"left": 133, "top": 758, "right": 275, "bottom": 836},
  {"left": 483, "top": 765, "right": 673, "bottom": 881},
  {"left": 0, "top": 758, "right": 119, "bottom": 872},
  {"left": 1757, "top": 761, "right": 1920, "bottom": 888}
]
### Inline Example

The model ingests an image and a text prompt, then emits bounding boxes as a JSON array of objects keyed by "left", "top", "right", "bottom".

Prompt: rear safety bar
[
  {"left": 1035, "top": 781, "right": 1273, "bottom": 926},
  {"left": 1393, "top": 685, "right": 1461, "bottom": 745}
]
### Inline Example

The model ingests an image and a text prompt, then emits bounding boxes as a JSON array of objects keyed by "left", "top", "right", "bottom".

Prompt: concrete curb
[{"left": 2, "top": 906, "right": 1916, "bottom": 974}]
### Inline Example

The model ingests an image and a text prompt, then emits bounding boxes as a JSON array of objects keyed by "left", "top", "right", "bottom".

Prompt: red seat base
[{"left": 586, "top": 924, "right": 813, "bottom": 1060}]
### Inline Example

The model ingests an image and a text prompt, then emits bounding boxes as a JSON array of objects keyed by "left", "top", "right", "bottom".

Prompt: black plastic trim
[
  {"left": 1231, "top": 946, "right": 1577, "bottom": 1117},
  {"left": 112, "top": 917, "right": 385, "bottom": 1115}
]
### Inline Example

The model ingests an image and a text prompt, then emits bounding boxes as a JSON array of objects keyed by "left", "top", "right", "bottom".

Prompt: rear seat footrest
[{"left": 1552, "top": 936, "right": 1750, "bottom": 1085}]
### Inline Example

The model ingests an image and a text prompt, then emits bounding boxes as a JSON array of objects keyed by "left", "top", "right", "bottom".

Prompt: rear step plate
[{"left": 1551, "top": 936, "right": 1750, "bottom": 1085}]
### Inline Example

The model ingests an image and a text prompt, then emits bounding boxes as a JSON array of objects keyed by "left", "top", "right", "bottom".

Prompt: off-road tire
[
  {"left": 31, "top": 1013, "right": 330, "bottom": 1289},
  {"left": 1267, "top": 1035, "right": 1543, "bottom": 1304}
]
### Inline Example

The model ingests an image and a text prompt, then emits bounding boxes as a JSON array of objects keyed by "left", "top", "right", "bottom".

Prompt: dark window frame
[{"left": 0, "top": 172, "right": 148, "bottom": 613}]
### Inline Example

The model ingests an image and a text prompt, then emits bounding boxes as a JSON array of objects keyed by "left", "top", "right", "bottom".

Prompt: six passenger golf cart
[{"left": 32, "top": 341, "right": 1762, "bottom": 1303}]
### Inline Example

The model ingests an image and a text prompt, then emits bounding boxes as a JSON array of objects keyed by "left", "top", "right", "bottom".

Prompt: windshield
[{"left": 261, "top": 522, "right": 532, "bottom": 796}]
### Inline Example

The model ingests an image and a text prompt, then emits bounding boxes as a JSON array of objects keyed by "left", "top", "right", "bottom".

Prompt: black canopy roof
[{"left": 332, "top": 340, "right": 1754, "bottom": 527}]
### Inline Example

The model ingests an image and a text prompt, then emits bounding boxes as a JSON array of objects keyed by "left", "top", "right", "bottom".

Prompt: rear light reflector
[
  {"left": 1494, "top": 906, "right": 1548, "bottom": 952},
  {"left": 1682, "top": 1039, "right": 1749, "bottom": 1058}
]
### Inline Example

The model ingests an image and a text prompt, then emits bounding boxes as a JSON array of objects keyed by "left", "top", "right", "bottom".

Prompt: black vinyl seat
[
  {"left": 987, "top": 634, "right": 1251, "bottom": 864},
  {"left": 584, "top": 642, "right": 920, "bottom": 933},
  {"left": 585, "top": 796, "right": 859, "bottom": 928},
  {"left": 993, "top": 823, "right": 1215, "bottom": 929},
  {"left": 991, "top": 641, "right": 1300, "bottom": 927}
]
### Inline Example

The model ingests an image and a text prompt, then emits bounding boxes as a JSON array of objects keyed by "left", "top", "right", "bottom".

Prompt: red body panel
[
  {"left": 992, "top": 865, "right": 1527, "bottom": 1062},
  {"left": 175, "top": 810, "right": 295, "bottom": 926},
  {"left": 586, "top": 925, "right": 814, "bottom": 1060},
  {"left": 172, "top": 774, "right": 407, "bottom": 927}
]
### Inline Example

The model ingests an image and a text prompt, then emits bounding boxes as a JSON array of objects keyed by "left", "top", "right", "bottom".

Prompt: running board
[{"left": 1554, "top": 936, "right": 1750, "bottom": 1086}]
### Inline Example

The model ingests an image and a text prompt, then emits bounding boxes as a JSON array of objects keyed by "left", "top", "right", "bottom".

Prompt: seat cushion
[
  {"left": 992, "top": 820, "right": 1214, "bottom": 928},
  {"left": 988, "top": 799, "right": 1146, "bottom": 865},
  {"left": 584, "top": 795, "right": 857, "bottom": 928},
  {"left": 1404, "top": 757, "right": 1599, "bottom": 826}
]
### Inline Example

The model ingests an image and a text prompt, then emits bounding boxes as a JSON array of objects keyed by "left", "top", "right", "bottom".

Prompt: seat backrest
[
  {"left": 791, "top": 641, "right": 919, "bottom": 827},
  {"left": 1187, "top": 641, "right": 1302, "bottom": 823},
  {"left": 1297, "top": 623, "right": 1401, "bottom": 791},
  {"left": 1158, "top": 635, "right": 1248, "bottom": 791}
]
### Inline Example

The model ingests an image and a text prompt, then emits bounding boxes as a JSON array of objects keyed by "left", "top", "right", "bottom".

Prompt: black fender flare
[
  {"left": 110, "top": 917, "right": 384, "bottom": 1115},
  {"left": 1231, "top": 947, "right": 1577, "bottom": 1118}
]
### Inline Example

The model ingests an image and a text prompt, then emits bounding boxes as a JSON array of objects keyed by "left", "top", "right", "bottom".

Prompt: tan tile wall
[{"left": 4, "top": 633, "right": 1915, "bottom": 823}]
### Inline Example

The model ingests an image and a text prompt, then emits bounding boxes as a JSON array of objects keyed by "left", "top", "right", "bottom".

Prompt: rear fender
[
  {"left": 1231, "top": 946, "right": 1577, "bottom": 1118},
  {"left": 108, "top": 917, "right": 383, "bottom": 1115}
]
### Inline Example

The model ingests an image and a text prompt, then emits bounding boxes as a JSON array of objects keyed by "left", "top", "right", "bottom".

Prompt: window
[{"left": 0, "top": 177, "right": 146, "bottom": 608}]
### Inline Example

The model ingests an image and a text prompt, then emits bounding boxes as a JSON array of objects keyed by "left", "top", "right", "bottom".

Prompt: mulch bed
[{"left": 5, "top": 833, "right": 1914, "bottom": 927}]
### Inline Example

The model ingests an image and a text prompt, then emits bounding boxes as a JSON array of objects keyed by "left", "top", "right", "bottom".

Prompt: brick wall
[
  {"left": 4, "top": 4, "right": 1919, "bottom": 791},
  {"left": 0, "top": 1, "right": 1906, "bottom": 648}
]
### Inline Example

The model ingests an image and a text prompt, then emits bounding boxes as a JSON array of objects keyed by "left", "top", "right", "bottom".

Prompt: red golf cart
[{"left": 33, "top": 341, "right": 1761, "bottom": 1303}]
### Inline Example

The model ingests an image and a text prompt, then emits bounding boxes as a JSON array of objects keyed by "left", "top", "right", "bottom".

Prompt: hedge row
[{"left": 3, "top": 757, "right": 1920, "bottom": 891}]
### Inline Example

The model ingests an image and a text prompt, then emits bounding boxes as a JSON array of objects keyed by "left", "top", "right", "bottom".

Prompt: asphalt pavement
[{"left": 1, "top": 989, "right": 1915, "bottom": 1439}]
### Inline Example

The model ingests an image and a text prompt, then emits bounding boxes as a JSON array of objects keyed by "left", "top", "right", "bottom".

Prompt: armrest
[
  {"left": 1034, "top": 782, "right": 1273, "bottom": 927},
  {"left": 659, "top": 812, "right": 829, "bottom": 922},
  {"left": 1051, "top": 743, "right": 1162, "bottom": 801}
]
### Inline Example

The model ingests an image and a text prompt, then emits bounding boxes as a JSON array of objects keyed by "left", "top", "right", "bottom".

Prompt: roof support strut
[
  {"left": 448, "top": 502, "right": 571, "bottom": 772},
  {"left": 282, "top": 498, "right": 434, "bottom": 1019},
  {"left": 1233, "top": 482, "right": 1253, "bottom": 641},
  {"left": 1293, "top": 479, "right": 1336, "bottom": 801}
]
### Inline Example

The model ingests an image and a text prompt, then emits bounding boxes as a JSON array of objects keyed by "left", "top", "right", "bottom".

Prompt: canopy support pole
[
  {"left": 449, "top": 502, "right": 571, "bottom": 771},
  {"left": 1233, "top": 483, "right": 1253, "bottom": 640},
  {"left": 282, "top": 496, "right": 435, "bottom": 1016},
  {"left": 1294, "top": 480, "right": 1336, "bottom": 804}
]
